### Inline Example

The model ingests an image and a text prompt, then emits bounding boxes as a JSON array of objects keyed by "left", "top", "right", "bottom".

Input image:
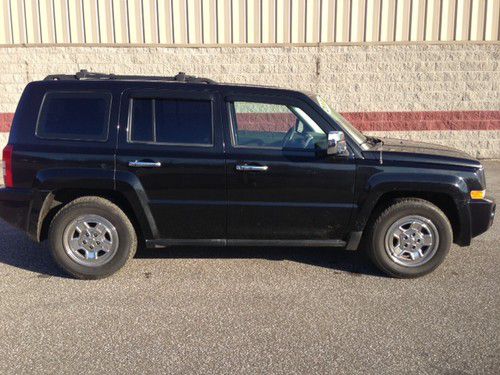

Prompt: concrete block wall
[{"left": 0, "top": 43, "right": 498, "bottom": 158}]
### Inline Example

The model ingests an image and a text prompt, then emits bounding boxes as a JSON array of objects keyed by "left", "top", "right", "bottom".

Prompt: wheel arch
[
  {"left": 36, "top": 188, "right": 152, "bottom": 244},
  {"left": 30, "top": 168, "right": 158, "bottom": 243},
  {"left": 355, "top": 172, "right": 471, "bottom": 246},
  {"left": 368, "top": 191, "right": 462, "bottom": 243}
]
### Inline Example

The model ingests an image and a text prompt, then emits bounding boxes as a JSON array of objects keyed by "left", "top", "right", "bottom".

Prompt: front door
[
  {"left": 116, "top": 88, "right": 226, "bottom": 240},
  {"left": 223, "top": 94, "right": 356, "bottom": 241}
]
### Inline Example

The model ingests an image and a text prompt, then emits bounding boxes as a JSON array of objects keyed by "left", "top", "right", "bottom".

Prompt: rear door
[{"left": 116, "top": 88, "right": 226, "bottom": 240}]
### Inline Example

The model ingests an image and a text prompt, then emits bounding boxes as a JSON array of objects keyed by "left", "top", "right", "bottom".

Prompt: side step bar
[{"left": 146, "top": 239, "right": 347, "bottom": 248}]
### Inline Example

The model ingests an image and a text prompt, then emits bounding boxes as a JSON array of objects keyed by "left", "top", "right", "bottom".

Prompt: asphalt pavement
[{"left": 0, "top": 161, "right": 498, "bottom": 374}]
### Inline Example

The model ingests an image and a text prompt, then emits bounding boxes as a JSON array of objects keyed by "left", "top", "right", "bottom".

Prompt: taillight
[{"left": 2, "top": 145, "right": 13, "bottom": 187}]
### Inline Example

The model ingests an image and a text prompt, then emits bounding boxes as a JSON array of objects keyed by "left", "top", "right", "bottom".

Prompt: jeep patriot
[{"left": 0, "top": 70, "right": 495, "bottom": 279}]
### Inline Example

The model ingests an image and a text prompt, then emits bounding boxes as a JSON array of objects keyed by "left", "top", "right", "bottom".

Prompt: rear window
[
  {"left": 36, "top": 92, "right": 112, "bottom": 141},
  {"left": 129, "top": 98, "right": 213, "bottom": 146}
]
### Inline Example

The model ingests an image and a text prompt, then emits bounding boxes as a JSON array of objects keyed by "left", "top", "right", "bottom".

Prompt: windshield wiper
[
  {"left": 361, "top": 136, "right": 384, "bottom": 164},
  {"left": 367, "top": 136, "right": 383, "bottom": 144},
  {"left": 362, "top": 136, "right": 383, "bottom": 146}
]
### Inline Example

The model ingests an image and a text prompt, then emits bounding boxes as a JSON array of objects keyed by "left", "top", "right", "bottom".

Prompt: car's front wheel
[
  {"left": 368, "top": 198, "right": 453, "bottom": 278},
  {"left": 49, "top": 196, "right": 137, "bottom": 279}
]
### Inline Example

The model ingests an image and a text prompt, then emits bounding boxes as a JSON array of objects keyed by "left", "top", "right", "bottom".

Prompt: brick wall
[{"left": 0, "top": 43, "right": 498, "bottom": 157}]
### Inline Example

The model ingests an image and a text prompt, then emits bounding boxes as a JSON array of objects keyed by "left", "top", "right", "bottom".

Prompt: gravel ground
[{"left": 0, "top": 162, "right": 498, "bottom": 374}]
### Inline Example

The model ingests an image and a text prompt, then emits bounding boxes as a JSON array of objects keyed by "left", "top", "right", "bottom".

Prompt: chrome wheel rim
[
  {"left": 384, "top": 215, "right": 439, "bottom": 267},
  {"left": 63, "top": 214, "right": 119, "bottom": 267}
]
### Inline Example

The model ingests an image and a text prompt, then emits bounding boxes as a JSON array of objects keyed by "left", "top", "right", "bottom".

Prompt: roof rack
[{"left": 44, "top": 70, "right": 217, "bottom": 84}]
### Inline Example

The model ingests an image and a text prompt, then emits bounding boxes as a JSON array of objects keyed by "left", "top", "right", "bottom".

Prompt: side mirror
[{"left": 327, "top": 131, "right": 349, "bottom": 156}]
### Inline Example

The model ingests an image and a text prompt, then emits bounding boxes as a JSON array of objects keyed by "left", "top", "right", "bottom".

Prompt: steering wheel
[
  {"left": 282, "top": 126, "right": 296, "bottom": 148},
  {"left": 303, "top": 133, "right": 314, "bottom": 149},
  {"left": 282, "top": 127, "right": 315, "bottom": 149}
]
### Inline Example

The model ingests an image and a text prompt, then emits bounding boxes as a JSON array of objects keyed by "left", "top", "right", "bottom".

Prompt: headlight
[{"left": 477, "top": 166, "right": 486, "bottom": 188}]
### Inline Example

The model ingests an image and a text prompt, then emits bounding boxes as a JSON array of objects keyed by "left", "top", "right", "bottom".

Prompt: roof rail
[{"left": 44, "top": 70, "right": 217, "bottom": 84}]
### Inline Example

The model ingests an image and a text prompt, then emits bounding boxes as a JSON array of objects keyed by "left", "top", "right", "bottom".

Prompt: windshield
[{"left": 313, "top": 96, "right": 368, "bottom": 147}]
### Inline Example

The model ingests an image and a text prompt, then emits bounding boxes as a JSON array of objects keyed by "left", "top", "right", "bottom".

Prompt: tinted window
[
  {"left": 230, "top": 101, "right": 326, "bottom": 150},
  {"left": 130, "top": 99, "right": 154, "bottom": 142},
  {"left": 37, "top": 92, "right": 111, "bottom": 141},
  {"left": 129, "top": 98, "right": 213, "bottom": 146},
  {"left": 156, "top": 99, "right": 212, "bottom": 144}
]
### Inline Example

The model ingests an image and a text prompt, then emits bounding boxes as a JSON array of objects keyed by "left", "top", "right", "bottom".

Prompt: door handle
[
  {"left": 235, "top": 164, "right": 269, "bottom": 172},
  {"left": 128, "top": 160, "right": 162, "bottom": 168}
]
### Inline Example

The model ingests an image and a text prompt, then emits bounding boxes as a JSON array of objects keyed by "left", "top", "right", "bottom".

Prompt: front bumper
[
  {"left": 469, "top": 196, "right": 496, "bottom": 238},
  {"left": 0, "top": 186, "right": 32, "bottom": 232}
]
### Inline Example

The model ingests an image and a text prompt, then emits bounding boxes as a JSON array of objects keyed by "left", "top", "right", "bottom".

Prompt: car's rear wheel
[
  {"left": 368, "top": 198, "right": 452, "bottom": 278},
  {"left": 49, "top": 196, "right": 137, "bottom": 279}
]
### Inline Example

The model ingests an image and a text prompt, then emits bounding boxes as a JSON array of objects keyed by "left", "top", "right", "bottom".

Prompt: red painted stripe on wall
[
  {"left": 0, "top": 111, "right": 499, "bottom": 133},
  {"left": 237, "top": 112, "right": 296, "bottom": 131},
  {"left": 343, "top": 110, "right": 500, "bottom": 131},
  {"left": 0, "top": 113, "right": 13, "bottom": 132}
]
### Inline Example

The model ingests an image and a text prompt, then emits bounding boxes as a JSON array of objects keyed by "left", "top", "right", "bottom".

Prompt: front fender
[{"left": 353, "top": 172, "right": 470, "bottom": 241}]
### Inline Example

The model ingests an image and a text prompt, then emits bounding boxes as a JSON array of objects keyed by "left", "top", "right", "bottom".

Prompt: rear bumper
[
  {"left": 469, "top": 196, "right": 496, "bottom": 238},
  {"left": 0, "top": 186, "right": 32, "bottom": 232}
]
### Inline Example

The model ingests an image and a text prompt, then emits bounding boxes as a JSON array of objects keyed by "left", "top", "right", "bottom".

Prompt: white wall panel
[{"left": 0, "top": 0, "right": 498, "bottom": 45}]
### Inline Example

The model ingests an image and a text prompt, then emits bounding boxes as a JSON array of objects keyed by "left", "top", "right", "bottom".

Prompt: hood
[{"left": 365, "top": 138, "right": 481, "bottom": 168}]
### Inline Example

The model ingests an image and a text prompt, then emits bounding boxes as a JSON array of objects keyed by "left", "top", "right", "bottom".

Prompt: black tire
[
  {"left": 49, "top": 196, "right": 137, "bottom": 279},
  {"left": 368, "top": 198, "right": 452, "bottom": 278}
]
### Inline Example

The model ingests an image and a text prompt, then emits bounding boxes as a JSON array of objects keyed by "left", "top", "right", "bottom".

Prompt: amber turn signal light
[{"left": 470, "top": 190, "right": 486, "bottom": 200}]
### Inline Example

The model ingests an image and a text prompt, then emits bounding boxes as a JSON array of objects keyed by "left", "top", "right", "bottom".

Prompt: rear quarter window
[{"left": 36, "top": 91, "right": 112, "bottom": 141}]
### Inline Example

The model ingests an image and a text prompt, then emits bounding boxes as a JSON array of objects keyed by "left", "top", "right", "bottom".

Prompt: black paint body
[{"left": 0, "top": 79, "right": 495, "bottom": 249}]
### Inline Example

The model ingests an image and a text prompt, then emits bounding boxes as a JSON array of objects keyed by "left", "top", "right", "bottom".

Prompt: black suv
[{"left": 0, "top": 71, "right": 495, "bottom": 279}]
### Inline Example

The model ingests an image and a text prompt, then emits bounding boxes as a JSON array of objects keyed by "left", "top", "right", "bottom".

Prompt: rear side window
[
  {"left": 36, "top": 92, "right": 111, "bottom": 141},
  {"left": 130, "top": 98, "right": 153, "bottom": 142},
  {"left": 128, "top": 98, "right": 213, "bottom": 146}
]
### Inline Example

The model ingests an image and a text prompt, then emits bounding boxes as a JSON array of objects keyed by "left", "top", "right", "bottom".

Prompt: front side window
[
  {"left": 129, "top": 98, "right": 213, "bottom": 146},
  {"left": 36, "top": 92, "right": 111, "bottom": 141},
  {"left": 230, "top": 101, "right": 326, "bottom": 150}
]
